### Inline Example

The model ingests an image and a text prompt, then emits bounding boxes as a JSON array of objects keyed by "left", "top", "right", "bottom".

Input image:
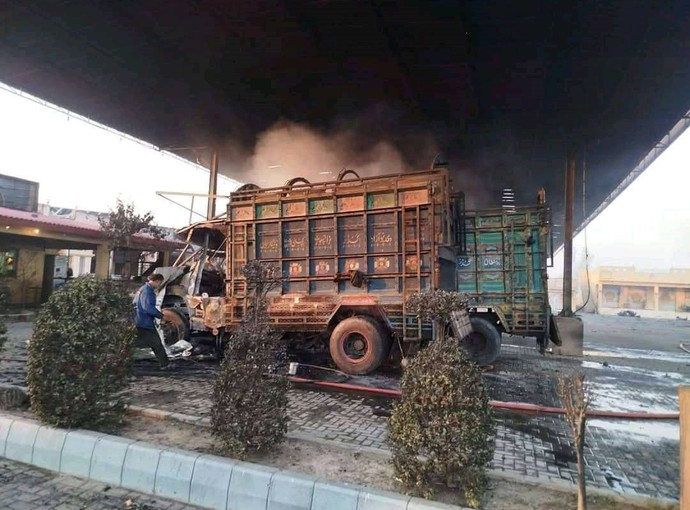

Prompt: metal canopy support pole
[
  {"left": 189, "top": 195, "right": 195, "bottom": 225},
  {"left": 207, "top": 150, "right": 219, "bottom": 220},
  {"left": 562, "top": 156, "right": 576, "bottom": 316},
  {"left": 680, "top": 386, "right": 689, "bottom": 509}
]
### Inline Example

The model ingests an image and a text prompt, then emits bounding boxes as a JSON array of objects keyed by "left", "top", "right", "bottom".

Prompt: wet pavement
[{"left": 1, "top": 315, "right": 688, "bottom": 501}]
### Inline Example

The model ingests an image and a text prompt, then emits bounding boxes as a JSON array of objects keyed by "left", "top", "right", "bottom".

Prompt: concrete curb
[
  {"left": 0, "top": 413, "right": 465, "bottom": 510},
  {"left": 126, "top": 404, "right": 679, "bottom": 509},
  {"left": 1, "top": 312, "right": 36, "bottom": 323}
]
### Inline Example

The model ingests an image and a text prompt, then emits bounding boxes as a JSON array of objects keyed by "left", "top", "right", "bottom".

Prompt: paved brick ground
[
  {"left": 1, "top": 319, "right": 684, "bottom": 502},
  {"left": 126, "top": 368, "right": 681, "bottom": 500},
  {"left": 0, "top": 458, "right": 200, "bottom": 510},
  {"left": 0, "top": 322, "right": 29, "bottom": 388}
]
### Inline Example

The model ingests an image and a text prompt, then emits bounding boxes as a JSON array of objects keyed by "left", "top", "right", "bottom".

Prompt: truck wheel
[
  {"left": 329, "top": 316, "right": 389, "bottom": 375},
  {"left": 161, "top": 308, "right": 189, "bottom": 346},
  {"left": 461, "top": 317, "right": 501, "bottom": 366}
]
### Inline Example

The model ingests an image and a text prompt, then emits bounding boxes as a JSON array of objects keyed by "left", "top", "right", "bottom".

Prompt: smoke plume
[{"left": 225, "top": 119, "right": 438, "bottom": 188}]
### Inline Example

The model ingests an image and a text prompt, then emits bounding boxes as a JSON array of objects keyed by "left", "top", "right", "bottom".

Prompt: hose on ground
[
  {"left": 289, "top": 376, "right": 401, "bottom": 397},
  {"left": 287, "top": 376, "right": 680, "bottom": 420},
  {"left": 291, "top": 364, "right": 349, "bottom": 383},
  {"left": 294, "top": 364, "right": 350, "bottom": 378}
]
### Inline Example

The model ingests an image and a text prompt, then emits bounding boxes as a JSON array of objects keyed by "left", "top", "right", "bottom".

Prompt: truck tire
[
  {"left": 461, "top": 317, "right": 501, "bottom": 366},
  {"left": 329, "top": 316, "right": 390, "bottom": 375},
  {"left": 160, "top": 308, "right": 189, "bottom": 346}
]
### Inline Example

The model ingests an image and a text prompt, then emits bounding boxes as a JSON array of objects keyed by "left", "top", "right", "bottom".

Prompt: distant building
[
  {"left": 591, "top": 266, "right": 690, "bottom": 317},
  {"left": 550, "top": 266, "right": 690, "bottom": 319},
  {"left": 0, "top": 174, "right": 182, "bottom": 306},
  {"left": 0, "top": 174, "right": 38, "bottom": 212},
  {"left": 35, "top": 204, "right": 179, "bottom": 279}
]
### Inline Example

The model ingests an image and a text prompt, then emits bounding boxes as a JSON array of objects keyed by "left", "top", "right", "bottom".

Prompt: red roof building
[{"left": 0, "top": 205, "right": 183, "bottom": 306}]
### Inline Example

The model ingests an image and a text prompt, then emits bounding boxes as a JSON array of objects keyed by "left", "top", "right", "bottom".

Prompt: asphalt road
[{"left": 584, "top": 313, "right": 690, "bottom": 352}]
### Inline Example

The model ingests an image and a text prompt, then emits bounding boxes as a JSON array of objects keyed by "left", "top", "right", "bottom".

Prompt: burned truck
[{"left": 157, "top": 167, "right": 556, "bottom": 374}]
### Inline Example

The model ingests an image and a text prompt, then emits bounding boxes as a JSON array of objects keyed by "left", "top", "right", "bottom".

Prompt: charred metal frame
[{"left": 224, "top": 168, "right": 453, "bottom": 344}]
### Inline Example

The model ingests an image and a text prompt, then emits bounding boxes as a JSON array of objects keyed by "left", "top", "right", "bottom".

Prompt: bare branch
[
  {"left": 556, "top": 371, "right": 592, "bottom": 510},
  {"left": 241, "top": 261, "right": 284, "bottom": 301}
]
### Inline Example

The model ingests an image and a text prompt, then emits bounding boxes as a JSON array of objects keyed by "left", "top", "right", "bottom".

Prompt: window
[{"left": 0, "top": 249, "right": 17, "bottom": 277}]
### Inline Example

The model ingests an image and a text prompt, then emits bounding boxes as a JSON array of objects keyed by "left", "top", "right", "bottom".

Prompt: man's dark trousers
[{"left": 136, "top": 327, "right": 169, "bottom": 367}]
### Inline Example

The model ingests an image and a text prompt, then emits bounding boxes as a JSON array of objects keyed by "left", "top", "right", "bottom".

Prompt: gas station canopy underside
[{"left": 2, "top": 1, "right": 690, "bottom": 239}]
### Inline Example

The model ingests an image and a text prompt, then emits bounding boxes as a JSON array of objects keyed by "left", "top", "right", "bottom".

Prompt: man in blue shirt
[{"left": 133, "top": 273, "right": 169, "bottom": 369}]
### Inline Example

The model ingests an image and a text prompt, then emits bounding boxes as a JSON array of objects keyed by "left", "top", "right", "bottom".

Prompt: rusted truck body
[{"left": 161, "top": 168, "right": 553, "bottom": 374}]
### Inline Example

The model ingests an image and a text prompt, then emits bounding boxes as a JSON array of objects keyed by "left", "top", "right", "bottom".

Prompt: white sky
[
  {"left": 0, "top": 82, "right": 241, "bottom": 228},
  {"left": 551, "top": 117, "right": 690, "bottom": 273}
]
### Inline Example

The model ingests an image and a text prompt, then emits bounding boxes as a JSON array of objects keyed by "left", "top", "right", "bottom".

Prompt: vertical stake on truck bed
[
  {"left": 194, "top": 231, "right": 210, "bottom": 295},
  {"left": 207, "top": 150, "right": 218, "bottom": 220}
]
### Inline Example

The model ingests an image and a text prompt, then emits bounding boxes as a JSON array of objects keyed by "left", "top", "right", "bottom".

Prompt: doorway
[{"left": 40, "top": 254, "right": 55, "bottom": 303}]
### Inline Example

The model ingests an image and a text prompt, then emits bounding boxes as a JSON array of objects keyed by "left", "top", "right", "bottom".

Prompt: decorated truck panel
[
  {"left": 457, "top": 206, "right": 552, "bottom": 344},
  {"left": 224, "top": 170, "right": 455, "bottom": 358}
]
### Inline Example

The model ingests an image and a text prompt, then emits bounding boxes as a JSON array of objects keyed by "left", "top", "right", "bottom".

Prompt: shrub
[
  {"left": 211, "top": 261, "right": 288, "bottom": 459},
  {"left": 0, "top": 280, "right": 9, "bottom": 351},
  {"left": 388, "top": 338, "right": 494, "bottom": 508},
  {"left": 27, "top": 276, "right": 135, "bottom": 429},
  {"left": 407, "top": 290, "right": 469, "bottom": 330}
]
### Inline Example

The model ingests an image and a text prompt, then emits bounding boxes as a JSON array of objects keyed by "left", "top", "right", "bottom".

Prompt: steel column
[{"left": 562, "top": 157, "right": 576, "bottom": 316}]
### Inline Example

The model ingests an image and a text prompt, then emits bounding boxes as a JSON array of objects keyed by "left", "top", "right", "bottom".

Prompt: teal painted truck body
[{"left": 457, "top": 205, "right": 551, "bottom": 338}]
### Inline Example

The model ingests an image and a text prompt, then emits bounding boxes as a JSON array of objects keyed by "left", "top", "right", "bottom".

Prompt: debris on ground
[
  {"left": 0, "top": 383, "right": 28, "bottom": 409},
  {"left": 165, "top": 339, "right": 193, "bottom": 359}
]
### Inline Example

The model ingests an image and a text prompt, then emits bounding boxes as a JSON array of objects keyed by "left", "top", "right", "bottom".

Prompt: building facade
[
  {"left": 593, "top": 266, "right": 690, "bottom": 317},
  {"left": 550, "top": 266, "right": 690, "bottom": 318},
  {"left": 0, "top": 175, "right": 182, "bottom": 307}
]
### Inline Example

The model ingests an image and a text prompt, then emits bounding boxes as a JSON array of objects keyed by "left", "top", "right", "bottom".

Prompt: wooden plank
[
  {"left": 337, "top": 195, "right": 364, "bottom": 212},
  {"left": 231, "top": 206, "right": 253, "bottom": 221},
  {"left": 399, "top": 189, "right": 429, "bottom": 206},
  {"left": 367, "top": 191, "right": 396, "bottom": 209},
  {"left": 255, "top": 203, "right": 279, "bottom": 219},
  {"left": 682, "top": 386, "right": 689, "bottom": 510},
  {"left": 282, "top": 201, "right": 306, "bottom": 217},
  {"left": 308, "top": 198, "right": 334, "bottom": 215}
]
